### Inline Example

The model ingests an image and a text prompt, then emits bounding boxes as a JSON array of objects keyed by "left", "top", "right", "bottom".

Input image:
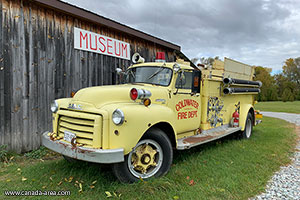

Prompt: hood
[{"left": 71, "top": 84, "right": 169, "bottom": 109}]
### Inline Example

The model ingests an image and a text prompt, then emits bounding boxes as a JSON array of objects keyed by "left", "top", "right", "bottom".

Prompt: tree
[
  {"left": 283, "top": 58, "right": 300, "bottom": 86},
  {"left": 199, "top": 56, "right": 220, "bottom": 66},
  {"left": 282, "top": 58, "right": 300, "bottom": 100},
  {"left": 254, "top": 66, "right": 278, "bottom": 101},
  {"left": 282, "top": 88, "right": 294, "bottom": 102}
]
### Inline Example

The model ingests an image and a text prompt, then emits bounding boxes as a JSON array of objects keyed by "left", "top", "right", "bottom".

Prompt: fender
[
  {"left": 239, "top": 104, "right": 254, "bottom": 131},
  {"left": 101, "top": 103, "right": 177, "bottom": 154}
]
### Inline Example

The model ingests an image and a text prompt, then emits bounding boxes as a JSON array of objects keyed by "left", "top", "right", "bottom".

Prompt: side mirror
[
  {"left": 192, "top": 70, "right": 201, "bottom": 93},
  {"left": 116, "top": 68, "right": 124, "bottom": 75},
  {"left": 173, "top": 63, "right": 181, "bottom": 73}
]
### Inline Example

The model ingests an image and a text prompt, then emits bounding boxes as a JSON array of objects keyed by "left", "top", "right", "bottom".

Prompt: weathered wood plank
[
  {"left": 0, "top": 0, "right": 4, "bottom": 146},
  {"left": 30, "top": 2, "right": 40, "bottom": 150},
  {"left": 20, "top": 0, "right": 30, "bottom": 152},
  {"left": 11, "top": 0, "right": 24, "bottom": 153}
]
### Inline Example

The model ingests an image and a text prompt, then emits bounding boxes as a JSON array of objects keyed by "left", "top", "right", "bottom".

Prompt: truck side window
[{"left": 175, "top": 71, "right": 193, "bottom": 89}]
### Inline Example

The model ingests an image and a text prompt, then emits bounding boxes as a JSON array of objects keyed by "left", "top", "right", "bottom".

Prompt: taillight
[{"left": 130, "top": 88, "right": 138, "bottom": 100}]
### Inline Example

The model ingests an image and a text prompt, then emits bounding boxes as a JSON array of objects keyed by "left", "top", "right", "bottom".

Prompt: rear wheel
[
  {"left": 112, "top": 128, "right": 173, "bottom": 183},
  {"left": 241, "top": 112, "right": 253, "bottom": 139}
]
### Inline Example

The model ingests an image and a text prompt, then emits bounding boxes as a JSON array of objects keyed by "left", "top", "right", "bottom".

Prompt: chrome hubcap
[
  {"left": 128, "top": 139, "right": 163, "bottom": 179},
  {"left": 246, "top": 118, "right": 252, "bottom": 138}
]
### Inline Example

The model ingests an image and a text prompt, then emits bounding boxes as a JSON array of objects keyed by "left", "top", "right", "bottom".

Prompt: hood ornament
[{"left": 68, "top": 103, "right": 82, "bottom": 110}]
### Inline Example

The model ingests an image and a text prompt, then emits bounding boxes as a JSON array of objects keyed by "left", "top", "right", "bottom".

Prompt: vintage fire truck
[{"left": 42, "top": 52, "right": 262, "bottom": 183}]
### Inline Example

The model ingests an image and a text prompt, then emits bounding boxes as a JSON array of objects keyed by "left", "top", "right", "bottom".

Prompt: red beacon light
[
  {"left": 130, "top": 88, "right": 138, "bottom": 100},
  {"left": 130, "top": 88, "right": 152, "bottom": 101},
  {"left": 155, "top": 52, "right": 166, "bottom": 62}
]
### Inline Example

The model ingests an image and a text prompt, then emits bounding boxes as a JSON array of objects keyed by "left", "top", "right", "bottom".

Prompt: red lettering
[
  {"left": 121, "top": 43, "right": 128, "bottom": 58},
  {"left": 80, "top": 31, "right": 88, "bottom": 48},
  {"left": 176, "top": 100, "right": 199, "bottom": 111},
  {"left": 114, "top": 41, "right": 121, "bottom": 56},
  {"left": 99, "top": 37, "right": 106, "bottom": 53},
  {"left": 89, "top": 34, "right": 97, "bottom": 50},
  {"left": 188, "top": 111, "right": 197, "bottom": 118},
  {"left": 178, "top": 112, "right": 187, "bottom": 120},
  {"left": 98, "top": 37, "right": 106, "bottom": 53},
  {"left": 176, "top": 104, "right": 180, "bottom": 111},
  {"left": 107, "top": 39, "right": 113, "bottom": 55}
]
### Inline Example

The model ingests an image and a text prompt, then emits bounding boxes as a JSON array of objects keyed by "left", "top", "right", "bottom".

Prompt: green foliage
[
  {"left": 254, "top": 66, "right": 278, "bottom": 101},
  {"left": 283, "top": 58, "right": 300, "bottom": 86},
  {"left": 24, "top": 146, "right": 47, "bottom": 159},
  {"left": 0, "top": 145, "right": 8, "bottom": 162},
  {"left": 254, "top": 57, "right": 300, "bottom": 102},
  {"left": 282, "top": 88, "right": 294, "bottom": 102}
]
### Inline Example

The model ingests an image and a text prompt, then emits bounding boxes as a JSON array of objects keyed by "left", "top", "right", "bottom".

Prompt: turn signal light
[{"left": 143, "top": 98, "right": 151, "bottom": 107}]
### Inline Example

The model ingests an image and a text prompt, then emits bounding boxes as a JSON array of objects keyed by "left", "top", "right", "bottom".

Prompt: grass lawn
[
  {"left": 0, "top": 117, "right": 297, "bottom": 200},
  {"left": 255, "top": 101, "right": 300, "bottom": 114}
]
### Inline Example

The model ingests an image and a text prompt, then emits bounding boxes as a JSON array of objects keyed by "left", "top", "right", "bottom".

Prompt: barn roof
[{"left": 33, "top": 0, "right": 181, "bottom": 51}]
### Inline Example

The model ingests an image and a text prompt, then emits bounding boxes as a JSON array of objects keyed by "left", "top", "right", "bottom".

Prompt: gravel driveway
[{"left": 252, "top": 112, "right": 300, "bottom": 200}]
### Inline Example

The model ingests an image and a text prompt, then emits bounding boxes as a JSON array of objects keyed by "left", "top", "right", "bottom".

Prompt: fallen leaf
[
  {"left": 90, "top": 185, "right": 95, "bottom": 189},
  {"left": 68, "top": 177, "right": 74, "bottom": 182},
  {"left": 42, "top": 186, "right": 46, "bottom": 189},
  {"left": 22, "top": 177, "right": 27, "bottom": 182},
  {"left": 173, "top": 196, "right": 180, "bottom": 200},
  {"left": 139, "top": 177, "right": 146, "bottom": 183},
  {"left": 105, "top": 191, "right": 112, "bottom": 198},
  {"left": 113, "top": 192, "right": 117, "bottom": 197},
  {"left": 17, "top": 168, "right": 21, "bottom": 172},
  {"left": 189, "top": 179, "right": 195, "bottom": 186},
  {"left": 6, "top": 179, "right": 11, "bottom": 182},
  {"left": 57, "top": 181, "right": 63, "bottom": 186},
  {"left": 91, "top": 180, "right": 97, "bottom": 185},
  {"left": 78, "top": 183, "right": 83, "bottom": 193},
  {"left": 64, "top": 178, "right": 68, "bottom": 182},
  {"left": 49, "top": 177, "right": 53, "bottom": 181}
]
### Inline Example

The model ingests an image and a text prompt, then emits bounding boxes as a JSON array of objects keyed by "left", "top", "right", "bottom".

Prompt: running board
[{"left": 177, "top": 126, "right": 242, "bottom": 150}]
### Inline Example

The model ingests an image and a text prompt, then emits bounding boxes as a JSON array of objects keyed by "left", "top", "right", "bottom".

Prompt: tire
[
  {"left": 240, "top": 112, "right": 253, "bottom": 139},
  {"left": 112, "top": 128, "right": 173, "bottom": 183}
]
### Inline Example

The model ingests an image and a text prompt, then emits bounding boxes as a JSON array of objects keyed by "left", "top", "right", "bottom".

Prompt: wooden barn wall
[{"left": 0, "top": 0, "right": 177, "bottom": 153}]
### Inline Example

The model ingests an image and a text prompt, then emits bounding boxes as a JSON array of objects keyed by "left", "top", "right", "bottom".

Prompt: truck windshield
[{"left": 125, "top": 67, "right": 173, "bottom": 86}]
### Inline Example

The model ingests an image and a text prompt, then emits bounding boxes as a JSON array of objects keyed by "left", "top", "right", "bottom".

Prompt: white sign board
[{"left": 74, "top": 27, "right": 130, "bottom": 60}]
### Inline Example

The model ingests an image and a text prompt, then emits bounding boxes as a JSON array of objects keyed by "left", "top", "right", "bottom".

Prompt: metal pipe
[
  {"left": 223, "top": 78, "right": 262, "bottom": 87},
  {"left": 223, "top": 87, "right": 260, "bottom": 94}
]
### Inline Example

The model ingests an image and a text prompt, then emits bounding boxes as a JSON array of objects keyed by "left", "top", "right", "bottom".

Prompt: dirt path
[{"left": 252, "top": 112, "right": 300, "bottom": 200}]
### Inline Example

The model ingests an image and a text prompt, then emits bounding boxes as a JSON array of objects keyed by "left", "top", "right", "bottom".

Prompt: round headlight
[
  {"left": 112, "top": 109, "right": 125, "bottom": 125},
  {"left": 50, "top": 100, "right": 58, "bottom": 113}
]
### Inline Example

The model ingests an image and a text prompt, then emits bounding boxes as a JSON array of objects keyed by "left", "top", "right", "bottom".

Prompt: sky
[{"left": 62, "top": 0, "right": 300, "bottom": 74}]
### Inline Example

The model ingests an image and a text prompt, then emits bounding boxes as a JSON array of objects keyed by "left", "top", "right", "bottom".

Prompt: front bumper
[{"left": 42, "top": 132, "right": 124, "bottom": 164}]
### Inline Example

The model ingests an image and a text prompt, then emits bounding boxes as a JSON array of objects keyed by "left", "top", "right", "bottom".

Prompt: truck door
[{"left": 171, "top": 70, "right": 201, "bottom": 134}]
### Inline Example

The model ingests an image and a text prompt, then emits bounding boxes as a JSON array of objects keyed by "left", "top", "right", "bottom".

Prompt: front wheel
[
  {"left": 112, "top": 128, "right": 173, "bottom": 183},
  {"left": 241, "top": 112, "right": 253, "bottom": 139}
]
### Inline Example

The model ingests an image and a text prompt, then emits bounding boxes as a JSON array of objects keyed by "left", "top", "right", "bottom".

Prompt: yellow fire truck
[{"left": 42, "top": 52, "right": 262, "bottom": 183}]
